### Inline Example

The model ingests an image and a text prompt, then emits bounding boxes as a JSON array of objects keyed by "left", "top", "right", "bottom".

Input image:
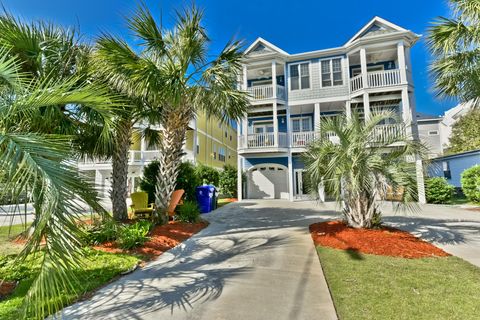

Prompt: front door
[
  {"left": 253, "top": 122, "right": 274, "bottom": 147},
  {"left": 294, "top": 169, "right": 311, "bottom": 198}
]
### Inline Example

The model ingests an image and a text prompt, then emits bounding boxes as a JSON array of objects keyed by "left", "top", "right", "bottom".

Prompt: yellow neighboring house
[{"left": 78, "top": 112, "right": 237, "bottom": 199}]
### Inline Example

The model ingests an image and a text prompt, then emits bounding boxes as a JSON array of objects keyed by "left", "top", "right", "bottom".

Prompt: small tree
[
  {"left": 425, "top": 177, "right": 455, "bottom": 204},
  {"left": 196, "top": 164, "right": 220, "bottom": 186},
  {"left": 461, "top": 165, "right": 480, "bottom": 203},
  {"left": 219, "top": 164, "right": 237, "bottom": 198},
  {"left": 448, "top": 109, "right": 480, "bottom": 154},
  {"left": 139, "top": 161, "right": 160, "bottom": 203}
]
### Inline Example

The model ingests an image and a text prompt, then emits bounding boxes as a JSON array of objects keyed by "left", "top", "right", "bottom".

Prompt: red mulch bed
[
  {"left": 94, "top": 221, "right": 208, "bottom": 260},
  {"left": 309, "top": 220, "right": 449, "bottom": 259},
  {"left": 0, "top": 280, "right": 17, "bottom": 300}
]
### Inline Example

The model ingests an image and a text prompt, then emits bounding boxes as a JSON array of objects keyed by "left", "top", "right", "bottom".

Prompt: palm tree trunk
[
  {"left": 155, "top": 109, "right": 190, "bottom": 224},
  {"left": 111, "top": 119, "right": 132, "bottom": 221}
]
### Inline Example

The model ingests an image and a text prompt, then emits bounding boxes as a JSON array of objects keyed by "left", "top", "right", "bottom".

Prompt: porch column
[
  {"left": 401, "top": 88, "right": 413, "bottom": 136},
  {"left": 363, "top": 93, "right": 371, "bottom": 120},
  {"left": 237, "top": 155, "right": 243, "bottom": 201},
  {"left": 314, "top": 103, "right": 321, "bottom": 130},
  {"left": 286, "top": 103, "right": 292, "bottom": 147},
  {"left": 192, "top": 117, "right": 197, "bottom": 163},
  {"left": 242, "top": 64, "right": 248, "bottom": 90},
  {"left": 416, "top": 156, "right": 426, "bottom": 204},
  {"left": 360, "top": 47, "right": 368, "bottom": 89},
  {"left": 397, "top": 41, "right": 407, "bottom": 84},
  {"left": 288, "top": 151, "right": 294, "bottom": 201},
  {"left": 345, "top": 100, "right": 352, "bottom": 121},
  {"left": 273, "top": 102, "right": 279, "bottom": 147},
  {"left": 140, "top": 135, "right": 146, "bottom": 162},
  {"left": 272, "top": 60, "right": 277, "bottom": 98}
]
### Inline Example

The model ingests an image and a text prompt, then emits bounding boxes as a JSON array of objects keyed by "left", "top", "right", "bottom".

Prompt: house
[
  {"left": 428, "top": 149, "right": 480, "bottom": 188},
  {"left": 237, "top": 16, "right": 426, "bottom": 202},
  {"left": 78, "top": 113, "right": 237, "bottom": 199},
  {"left": 416, "top": 112, "right": 444, "bottom": 158}
]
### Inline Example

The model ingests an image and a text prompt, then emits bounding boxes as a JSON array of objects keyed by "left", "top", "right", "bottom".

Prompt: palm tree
[
  {"left": 0, "top": 50, "right": 117, "bottom": 319},
  {"left": 428, "top": 0, "right": 480, "bottom": 105},
  {"left": 94, "top": 4, "right": 248, "bottom": 223},
  {"left": 303, "top": 111, "right": 425, "bottom": 229}
]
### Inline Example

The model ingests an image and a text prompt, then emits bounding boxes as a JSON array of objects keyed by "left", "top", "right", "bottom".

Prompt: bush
[
  {"left": 425, "top": 177, "right": 455, "bottom": 204},
  {"left": 117, "top": 220, "right": 153, "bottom": 249},
  {"left": 219, "top": 164, "right": 237, "bottom": 197},
  {"left": 196, "top": 164, "right": 220, "bottom": 186},
  {"left": 176, "top": 200, "right": 200, "bottom": 223},
  {"left": 140, "top": 161, "right": 203, "bottom": 203},
  {"left": 461, "top": 165, "right": 480, "bottom": 203},
  {"left": 139, "top": 160, "right": 160, "bottom": 203},
  {"left": 176, "top": 162, "right": 202, "bottom": 201},
  {"left": 83, "top": 219, "right": 119, "bottom": 245}
]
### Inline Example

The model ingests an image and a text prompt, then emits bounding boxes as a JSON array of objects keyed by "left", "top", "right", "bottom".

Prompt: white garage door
[{"left": 247, "top": 164, "right": 289, "bottom": 199}]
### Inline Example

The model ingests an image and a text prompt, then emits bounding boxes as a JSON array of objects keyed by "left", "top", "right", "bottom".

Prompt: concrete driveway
[{"left": 60, "top": 200, "right": 339, "bottom": 320}]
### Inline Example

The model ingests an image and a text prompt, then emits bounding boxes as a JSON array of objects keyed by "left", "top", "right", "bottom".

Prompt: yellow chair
[{"left": 129, "top": 192, "right": 154, "bottom": 219}]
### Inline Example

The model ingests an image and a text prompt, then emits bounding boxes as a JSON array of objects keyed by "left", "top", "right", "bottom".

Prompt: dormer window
[
  {"left": 321, "top": 58, "right": 343, "bottom": 87},
  {"left": 290, "top": 62, "right": 310, "bottom": 90}
]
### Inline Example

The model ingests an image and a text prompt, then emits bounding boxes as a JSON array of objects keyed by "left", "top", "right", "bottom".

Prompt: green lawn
[
  {"left": 0, "top": 248, "right": 139, "bottom": 319},
  {"left": 316, "top": 246, "right": 480, "bottom": 320},
  {"left": 0, "top": 223, "right": 29, "bottom": 255}
]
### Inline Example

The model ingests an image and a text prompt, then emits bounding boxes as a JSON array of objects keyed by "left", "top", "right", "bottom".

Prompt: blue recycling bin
[{"left": 196, "top": 185, "right": 216, "bottom": 213}]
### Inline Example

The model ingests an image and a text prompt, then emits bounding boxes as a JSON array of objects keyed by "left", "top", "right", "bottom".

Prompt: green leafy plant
[
  {"left": 196, "top": 164, "right": 220, "bottom": 186},
  {"left": 83, "top": 219, "right": 119, "bottom": 245},
  {"left": 219, "top": 164, "right": 237, "bottom": 198},
  {"left": 176, "top": 162, "right": 202, "bottom": 201},
  {"left": 117, "top": 221, "right": 153, "bottom": 250},
  {"left": 425, "top": 177, "right": 455, "bottom": 204},
  {"left": 461, "top": 165, "right": 480, "bottom": 203},
  {"left": 139, "top": 160, "right": 160, "bottom": 203},
  {"left": 176, "top": 201, "right": 201, "bottom": 223}
]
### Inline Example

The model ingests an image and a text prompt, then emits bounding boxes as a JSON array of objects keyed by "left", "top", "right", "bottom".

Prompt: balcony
[
  {"left": 247, "top": 84, "right": 286, "bottom": 101},
  {"left": 291, "top": 131, "right": 318, "bottom": 147},
  {"left": 350, "top": 69, "right": 402, "bottom": 93},
  {"left": 238, "top": 132, "right": 288, "bottom": 150},
  {"left": 79, "top": 150, "right": 160, "bottom": 166}
]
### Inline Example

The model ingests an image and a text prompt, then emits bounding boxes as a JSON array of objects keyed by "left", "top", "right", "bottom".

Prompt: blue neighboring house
[{"left": 427, "top": 149, "right": 480, "bottom": 188}]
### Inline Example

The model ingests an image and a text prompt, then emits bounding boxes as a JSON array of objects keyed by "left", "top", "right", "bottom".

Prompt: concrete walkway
[{"left": 60, "top": 200, "right": 339, "bottom": 320}]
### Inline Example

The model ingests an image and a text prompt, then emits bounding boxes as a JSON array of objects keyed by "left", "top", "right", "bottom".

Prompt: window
[
  {"left": 290, "top": 62, "right": 310, "bottom": 90},
  {"left": 428, "top": 130, "right": 439, "bottom": 136},
  {"left": 321, "top": 58, "right": 343, "bottom": 87},
  {"left": 219, "top": 147, "right": 226, "bottom": 162},
  {"left": 213, "top": 144, "right": 217, "bottom": 160},
  {"left": 291, "top": 117, "right": 312, "bottom": 132},
  {"left": 196, "top": 145, "right": 199, "bottom": 154},
  {"left": 443, "top": 161, "right": 451, "bottom": 179}
]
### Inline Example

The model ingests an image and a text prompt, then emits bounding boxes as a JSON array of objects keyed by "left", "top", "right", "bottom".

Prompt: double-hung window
[
  {"left": 321, "top": 58, "right": 343, "bottom": 87},
  {"left": 290, "top": 62, "right": 310, "bottom": 90},
  {"left": 292, "top": 117, "right": 312, "bottom": 132}
]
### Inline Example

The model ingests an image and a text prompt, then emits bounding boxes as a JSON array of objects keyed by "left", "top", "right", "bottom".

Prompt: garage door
[{"left": 247, "top": 164, "right": 289, "bottom": 199}]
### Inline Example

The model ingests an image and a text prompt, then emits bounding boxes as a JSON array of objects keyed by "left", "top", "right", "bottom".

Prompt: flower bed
[{"left": 310, "top": 220, "right": 449, "bottom": 258}]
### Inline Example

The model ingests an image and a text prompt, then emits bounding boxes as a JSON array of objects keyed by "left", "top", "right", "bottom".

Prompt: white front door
[{"left": 294, "top": 169, "right": 311, "bottom": 198}]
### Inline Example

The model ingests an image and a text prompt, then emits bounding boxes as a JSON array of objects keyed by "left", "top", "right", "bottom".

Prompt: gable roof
[
  {"left": 244, "top": 37, "right": 289, "bottom": 56},
  {"left": 345, "top": 16, "right": 410, "bottom": 46}
]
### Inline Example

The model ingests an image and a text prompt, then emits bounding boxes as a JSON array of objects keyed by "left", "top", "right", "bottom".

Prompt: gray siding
[
  {"left": 287, "top": 57, "right": 349, "bottom": 102},
  {"left": 418, "top": 120, "right": 443, "bottom": 158}
]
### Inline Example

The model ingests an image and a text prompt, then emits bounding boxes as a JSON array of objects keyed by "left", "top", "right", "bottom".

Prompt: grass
[
  {"left": 316, "top": 246, "right": 480, "bottom": 320},
  {"left": 0, "top": 224, "right": 29, "bottom": 255},
  {"left": 0, "top": 248, "right": 139, "bottom": 319},
  {"left": 217, "top": 198, "right": 234, "bottom": 209}
]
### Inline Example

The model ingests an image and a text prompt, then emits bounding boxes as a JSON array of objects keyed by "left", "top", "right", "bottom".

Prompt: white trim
[
  {"left": 288, "top": 61, "right": 312, "bottom": 92},
  {"left": 245, "top": 37, "right": 289, "bottom": 56},
  {"left": 345, "top": 16, "right": 409, "bottom": 46},
  {"left": 319, "top": 57, "right": 344, "bottom": 88},
  {"left": 288, "top": 96, "right": 350, "bottom": 106}
]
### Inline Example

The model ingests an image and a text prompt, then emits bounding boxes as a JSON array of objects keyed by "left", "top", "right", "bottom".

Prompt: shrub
[
  {"left": 196, "top": 164, "right": 220, "bottom": 186},
  {"left": 140, "top": 161, "right": 203, "bottom": 202},
  {"left": 139, "top": 160, "right": 160, "bottom": 203},
  {"left": 83, "top": 219, "right": 119, "bottom": 245},
  {"left": 176, "top": 200, "right": 200, "bottom": 223},
  {"left": 117, "top": 220, "right": 153, "bottom": 250},
  {"left": 425, "top": 177, "right": 455, "bottom": 204},
  {"left": 176, "top": 162, "right": 202, "bottom": 201},
  {"left": 461, "top": 165, "right": 480, "bottom": 203},
  {"left": 219, "top": 164, "right": 237, "bottom": 197}
]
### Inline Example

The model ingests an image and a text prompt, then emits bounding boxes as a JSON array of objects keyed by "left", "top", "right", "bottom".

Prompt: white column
[
  {"left": 237, "top": 155, "right": 243, "bottom": 201},
  {"left": 397, "top": 41, "right": 407, "bottom": 84},
  {"left": 288, "top": 151, "right": 294, "bottom": 201},
  {"left": 314, "top": 103, "right": 321, "bottom": 131},
  {"left": 401, "top": 88, "right": 413, "bottom": 137},
  {"left": 363, "top": 93, "right": 371, "bottom": 120},
  {"left": 286, "top": 103, "right": 292, "bottom": 147},
  {"left": 416, "top": 156, "right": 426, "bottom": 204},
  {"left": 360, "top": 47, "right": 368, "bottom": 89},
  {"left": 140, "top": 135, "right": 146, "bottom": 162},
  {"left": 345, "top": 100, "right": 352, "bottom": 121},
  {"left": 242, "top": 64, "right": 248, "bottom": 90},
  {"left": 273, "top": 101, "right": 278, "bottom": 147},
  {"left": 272, "top": 60, "right": 277, "bottom": 98}
]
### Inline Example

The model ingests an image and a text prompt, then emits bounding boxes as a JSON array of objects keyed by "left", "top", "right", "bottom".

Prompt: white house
[{"left": 237, "top": 16, "right": 426, "bottom": 203}]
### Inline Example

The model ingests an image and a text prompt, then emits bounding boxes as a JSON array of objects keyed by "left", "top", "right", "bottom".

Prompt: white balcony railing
[
  {"left": 239, "top": 132, "right": 288, "bottom": 149},
  {"left": 247, "top": 85, "right": 286, "bottom": 100},
  {"left": 350, "top": 69, "right": 402, "bottom": 93},
  {"left": 371, "top": 124, "right": 404, "bottom": 142},
  {"left": 80, "top": 150, "right": 160, "bottom": 166},
  {"left": 291, "top": 131, "right": 318, "bottom": 147}
]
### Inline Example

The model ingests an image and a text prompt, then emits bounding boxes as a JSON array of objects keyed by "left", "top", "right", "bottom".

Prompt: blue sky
[{"left": 3, "top": 0, "right": 455, "bottom": 115}]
